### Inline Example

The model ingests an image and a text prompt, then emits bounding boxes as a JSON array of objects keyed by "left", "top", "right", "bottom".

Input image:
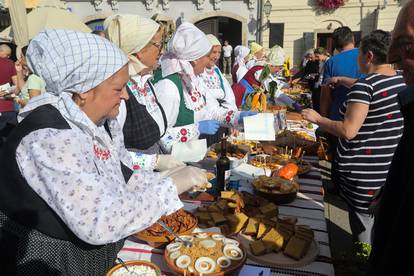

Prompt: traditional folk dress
[
  {"left": 232, "top": 45, "right": 250, "bottom": 84},
  {"left": 117, "top": 74, "right": 168, "bottom": 170},
  {"left": 0, "top": 29, "right": 182, "bottom": 275},
  {"left": 199, "top": 66, "right": 238, "bottom": 145},
  {"left": 153, "top": 22, "right": 242, "bottom": 152}
]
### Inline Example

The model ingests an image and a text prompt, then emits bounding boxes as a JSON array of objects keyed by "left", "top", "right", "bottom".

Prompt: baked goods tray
[{"left": 238, "top": 233, "right": 319, "bottom": 268}]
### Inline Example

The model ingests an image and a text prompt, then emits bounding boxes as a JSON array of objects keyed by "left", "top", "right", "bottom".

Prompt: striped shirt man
[{"left": 335, "top": 73, "right": 406, "bottom": 213}]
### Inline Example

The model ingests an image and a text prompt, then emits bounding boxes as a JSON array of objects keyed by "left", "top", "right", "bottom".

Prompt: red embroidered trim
[
  {"left": 180, "top": 128, "right": 188, "bottom": 135},
  {"left": 181, "top": 136, "right": 188, "bottom": 142},
  {"left": 93, "top": 144, "right": 111, "bottom": 160}
]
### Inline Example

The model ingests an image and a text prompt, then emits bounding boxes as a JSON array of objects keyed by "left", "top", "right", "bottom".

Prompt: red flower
[
  {"left": 387, "top": 114, "right": 393, "bottom": 119},
  {"left": 181, "top": 136, "right": 188, "bottom": 142},
  {"left": 365, "top": 149, "right": 372, "bottom": 155},
  {"left": 133, "top": 164, "right": 140, "bottom": 170},
  {"left": 191, "top": 96, "right": 197, "bottom": 102},
  {"left": 226, "top": 116, "right": 231, "bottom": 122},
  {"left": 367, "top": 190, "right": 375, "bottom": 196},
  {"left": 228, "top": 110, "right": 234, "bottom": 115},
  {"left": 318, "top": 0, "right": 347, "bottom": 10},
  {"left": 382, "top": 91, "right": 388, "bottom": 97},
  {"left": 180, "top": 128, "right": 188, "bottom": 135}
]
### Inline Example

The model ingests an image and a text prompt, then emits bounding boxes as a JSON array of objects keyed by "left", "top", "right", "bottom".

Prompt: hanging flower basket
[{"left": 317, "top": 0, "right": 347, "bottom": 10}]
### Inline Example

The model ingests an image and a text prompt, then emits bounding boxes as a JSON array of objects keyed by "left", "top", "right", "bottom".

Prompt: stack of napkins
[
  {"left": 243, "top": 113, "right": 276, "bottom": 141},
  {"left": 232, "top": 163, "right": 272, "bottom": 180}
]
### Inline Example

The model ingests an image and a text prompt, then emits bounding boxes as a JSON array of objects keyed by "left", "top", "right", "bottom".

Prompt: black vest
[
  {"left": 0, "top": 105, "right": 133, "bottom": 249},
  {"left": 123, "top": 83, "right": 167, "bottom": 150}
]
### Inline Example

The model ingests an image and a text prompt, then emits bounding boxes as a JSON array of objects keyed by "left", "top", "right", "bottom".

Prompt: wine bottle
[{"left": 216, "top": 137, "right": 231, "bottom": 192}]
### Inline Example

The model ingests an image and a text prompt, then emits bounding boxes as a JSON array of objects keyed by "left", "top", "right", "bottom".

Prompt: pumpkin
[{"left": 277, "top": 163, "right": 299, "bottom": 180}]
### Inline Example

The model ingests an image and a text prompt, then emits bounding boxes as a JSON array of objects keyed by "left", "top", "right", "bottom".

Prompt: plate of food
[
  {"left": 251, "top": 174, "right": 299, "bottom": 204},
  {"left": 106, "top": 260, "right": 162, "bottom": 276},
  {"left": 134, "top": 209, "right": 197, "bottom": 247},
  {"left": 238, "top": 221, "right": 319, "bottom": 268},
  {"left": 164, "top": 232, "right": 247, "bottom": 275}
]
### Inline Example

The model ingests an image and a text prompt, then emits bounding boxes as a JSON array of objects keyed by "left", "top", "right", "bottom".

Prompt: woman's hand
[
  {"left": 301, "top": 108, "right": 322, "bottom": 124},
  {"left": 15, "top": 60, "right": 23, "bottom": 72},
  {"left": 230, "top": 128, "right": 239, "bottom": 137},
  {"left": 155, "top": 154, "right": 185, "bottom": 171},
  {"left": 167, "top": 166, "right": 208, "bottom": 194},
  {"left": 325, "top": 77, "right": 341, "bottom": 88}
]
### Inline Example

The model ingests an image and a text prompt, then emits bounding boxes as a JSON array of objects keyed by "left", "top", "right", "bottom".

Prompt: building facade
[
  {"left": 65, "top": 0, "right": 260, "bottom": 48},
  {"left": 261, "top": 0, "right": 406, "bottom": 66}
]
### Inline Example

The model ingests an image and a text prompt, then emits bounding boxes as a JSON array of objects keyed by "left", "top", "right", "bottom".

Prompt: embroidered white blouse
[
  {"left": 117, "top": 74, "right": 166, "bottom": 171},
  {"left": 118, "top": 74, "right": 166, "bottom": 135},
  {"left": 199, "top": 66, "right": 237, "bottom": 111},
  {"left": 16, "top": 117, "right": 183, "bottom": 245},
  {"left": 154, "top": 74, "right": 240, "bottom": 152}
]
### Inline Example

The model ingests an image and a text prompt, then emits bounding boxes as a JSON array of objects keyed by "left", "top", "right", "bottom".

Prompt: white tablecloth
[{"left": 118, "top": 156, "right": 335, "bottom": 276}]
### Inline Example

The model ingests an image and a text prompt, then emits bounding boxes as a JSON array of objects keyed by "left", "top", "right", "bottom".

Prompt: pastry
[
  {"left": 283, "top": 236, "right": 310, "bottom": 260},
  {"left": 250, "top": 240, "right": 266, "bottom": 256},
  {"left": 261, "top": 228, "right": 284, "bottom": 252}
]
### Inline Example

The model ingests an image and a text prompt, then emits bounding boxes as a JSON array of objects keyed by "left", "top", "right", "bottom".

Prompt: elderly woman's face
[
  {"left": 192, "top": 54, "right": 211, "bottom": 75},
  {"left": 80, "top": 65, "right": 129, "bottom": 124},
  {"left": 137, "top": 29, "right": 164, "bottom": 71},
  {"left": 255, "top": 49, "right": 265, "bottom": 59},
  {"left": 207, "top": 45, "right": 222, "bottom": 69}
]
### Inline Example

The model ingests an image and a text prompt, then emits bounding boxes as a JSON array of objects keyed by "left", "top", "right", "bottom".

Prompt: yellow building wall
[
  {"left": 262, "top": 0, "right": 402, "bottom": 66},
  {"left": 4, "top": 0, "right": 40, "bottom": 9}
]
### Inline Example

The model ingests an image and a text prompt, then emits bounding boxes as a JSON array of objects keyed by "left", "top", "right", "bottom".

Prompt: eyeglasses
[{"left": 150, "top": 40, "right": 163, "bottom": 51}]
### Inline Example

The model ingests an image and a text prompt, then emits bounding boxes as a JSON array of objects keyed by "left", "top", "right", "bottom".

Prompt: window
[{"left": 269, "top": 23, "right": 284, "bottom": 48}]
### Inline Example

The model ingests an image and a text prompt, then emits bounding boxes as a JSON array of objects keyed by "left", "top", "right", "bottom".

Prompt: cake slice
[
  {"left": 233, "top": 212, "right": 249, "bottom": 233},
  {"left": 279, "top": 216, "right": 298, "bottom": 225},
  {"left": 221, "top": 191, "right": 235, "bottom": 199},
  {"left": 250, "top": 240, "right": 267, "bottom": 256},
  {"left": 244, "top": 217, "right": 259, "bottom": 235},
  {"left": 196, "top": 212, "right": 211, "bottom": 224},
  {"left": 256, "top": 222, "right": 267, "bottom": 239},
  {"left": 262, "top": 228, "right": 284, "bottom": 252},
  {"left": 259, "top": 202, "right": 278, "bottom": 217},
  {"left": 283, "top": 236, "right": 311, "bottom": 260},
  {"left": 210, "top": 212, "right": 227, "bottom": 225}
]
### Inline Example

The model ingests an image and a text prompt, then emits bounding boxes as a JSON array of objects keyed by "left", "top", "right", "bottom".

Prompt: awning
[{"left": 0, "top": 0, "right": 90, "bottom": 42}]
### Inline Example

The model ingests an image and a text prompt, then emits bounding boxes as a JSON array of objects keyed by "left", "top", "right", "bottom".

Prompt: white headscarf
[
  {"left": 160, "top": 22, "right": 212, "bottom": 111},
  {"left": 265, "top": 45, "right": 285, "bottom": 66},
  {"left": 19, "top": 29, "right": 128, "bottom": 147},
  {"left": 206, "top": 34, "right": 221, "bottom": 47},
  {"left": 104, "top": 14, "right": 160, "bottom": 76},
  {"left": 234, "top": 45, "right": 250, "bottom": 67}
]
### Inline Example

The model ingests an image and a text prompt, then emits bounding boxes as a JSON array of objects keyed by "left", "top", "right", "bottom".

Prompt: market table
[{"left": 117, "top": 156, "right": 335, "bottom": 276}]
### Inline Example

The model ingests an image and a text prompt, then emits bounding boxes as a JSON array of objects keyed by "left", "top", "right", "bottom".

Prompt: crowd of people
[{"left": 0, "top": 0, "right": 413, "bottom": 274}]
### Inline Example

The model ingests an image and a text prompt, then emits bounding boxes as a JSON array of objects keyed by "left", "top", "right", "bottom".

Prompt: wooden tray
[
  {"left": 164, "top": 232, "right": 247, "bottom": 276},
  {"left": 238, "top": 233, "right": 319, "bottom": 268}
]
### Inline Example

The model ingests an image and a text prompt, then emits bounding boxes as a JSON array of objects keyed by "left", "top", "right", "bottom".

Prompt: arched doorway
[
  {"left": 195, "top": 16, "right": 242, "bottom": 47},
  {"left": 195, "top": 16, "right": 242, "bottom": 72}
]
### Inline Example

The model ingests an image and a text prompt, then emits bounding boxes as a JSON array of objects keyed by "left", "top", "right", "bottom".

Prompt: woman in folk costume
[
  {"left": 0, "top": 30, "right": 207, "bottom": 275},
  {"left": 231, "top": 45, "right": 250, "bottom": 84},
  {"left": 105, "top": 14, "right": 184, "bottom": 171},
  {"left": 245, "top": 42, "right": 265, "bottom": 70},
  {"left": 154, "top": 22, "right": 255, "bottom": 152},
  {"left": 238, "top": 45, "right": 302, "bottom": 111},
  {"left": 199, "top": 34, "right": 239, "bottom": 145}
]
